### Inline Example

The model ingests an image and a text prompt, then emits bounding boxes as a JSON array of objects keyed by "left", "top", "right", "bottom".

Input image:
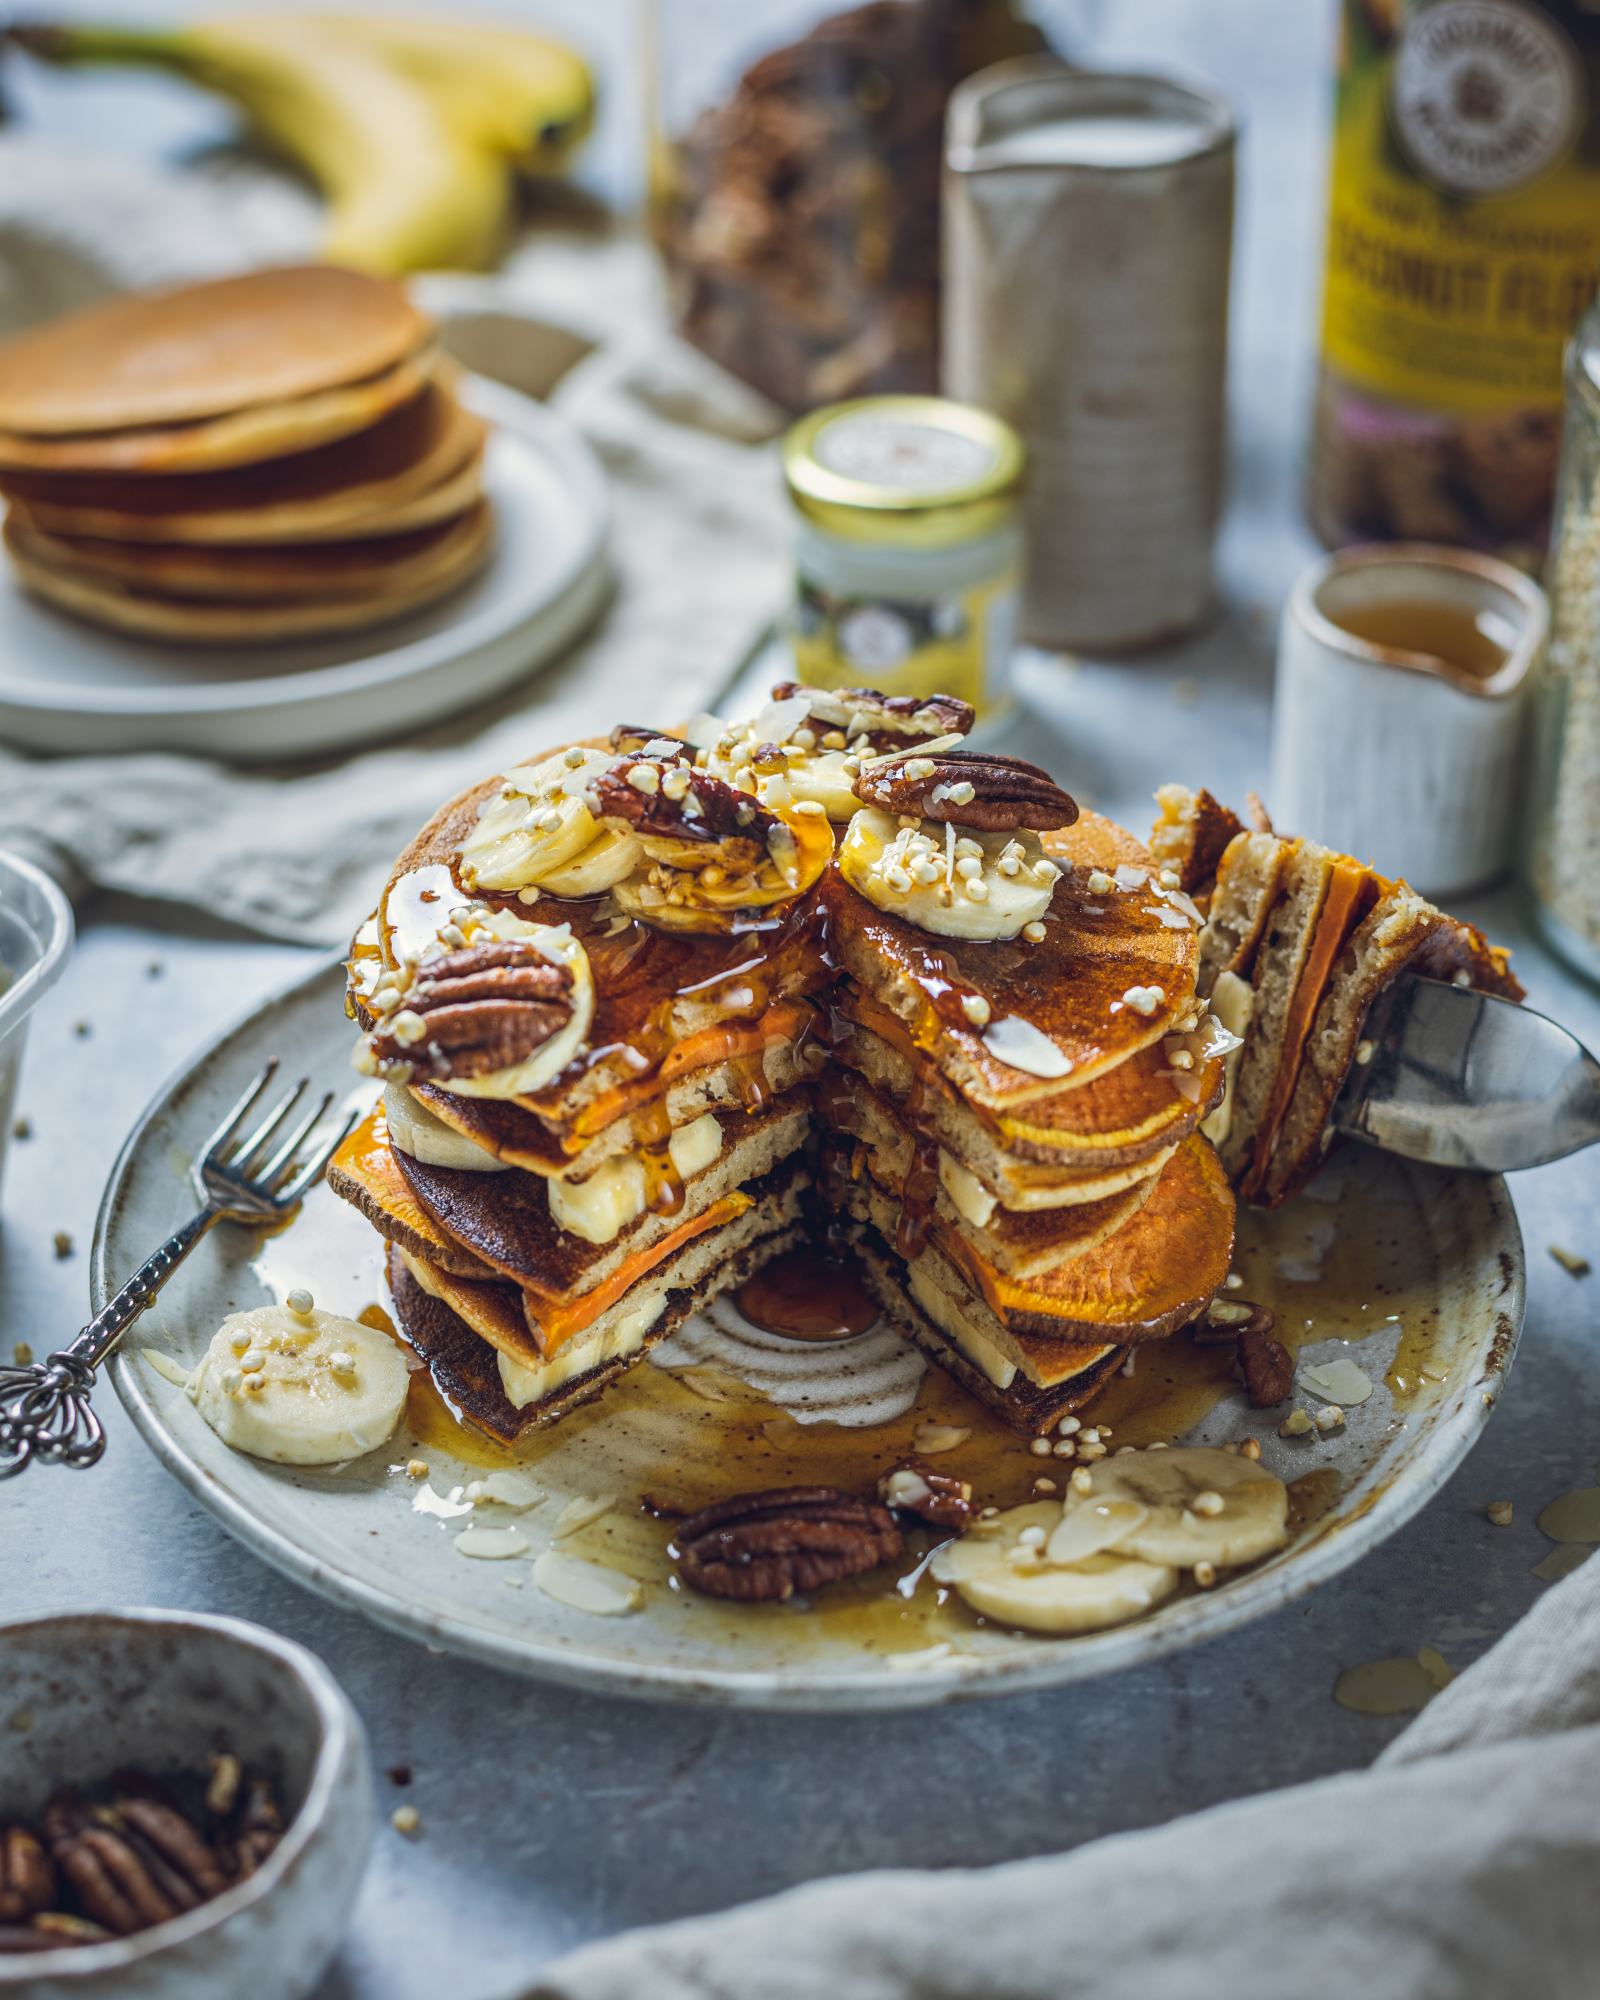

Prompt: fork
[{"left": 0, "top": 1061, "right": 359, "bottom": 1479}]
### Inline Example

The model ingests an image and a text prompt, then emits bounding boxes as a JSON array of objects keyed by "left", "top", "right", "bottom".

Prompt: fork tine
[
  {"left": 200, "top": 1060, "right": 280, "bottom": 1165},
  {"left": 232, "top": 1077, "right": 309, "bottom": 1175},
  {"left": 258, "top": 1090, "right": 335, "bottom": 1188},
  {"left": 276, "top": 1109, "right": 361, "bottom": 1206}
]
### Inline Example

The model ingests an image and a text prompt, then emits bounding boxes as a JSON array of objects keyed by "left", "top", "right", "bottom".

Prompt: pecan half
[
  {"left": 853, "top": 749, "right": 1078, "bottom": 832},
  {"left": 770, "top": 682, "right": 975, "bottom": 748},
  {"left": 366, "top": 941, "right": 575, "bottom": 1084},
  {"left": 877, "top": 1463, "right": 973, "bottom": 1532},
  {"left": 595, "top": 759, "right": 777, "bottom": 860},
  {"left": 608, "top": 724, "right": 690, "bottom": 758},
  {"left": 1193, "top": 1300, "right": 1294, "bottom": 1407},
  {"left": 0, "top": 1828, "right": 55, "bottom": 1923},
  {"left": 673, "top": 1485, "right": 902, "bottom": 1601},
  {"left": 44, "top": 1790, "right": 230, "bottom": 1938}
]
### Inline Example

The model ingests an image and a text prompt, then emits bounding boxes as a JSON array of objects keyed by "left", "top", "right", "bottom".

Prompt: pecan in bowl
[
  {"left": 365, "top": 939, "right": 576, "bottom": 1084},
  {"left": 853, "top": 749, "right": 1078, "bottom": 833},
  {"left": 769, "top": 682, "right": 975, "bottom": 749},
  {"left": 877, "top": 1463, "right": 973, "bottom": 1533},
  {"left": 672, "top": 1485, "right": 903, "bottom": 1601}
]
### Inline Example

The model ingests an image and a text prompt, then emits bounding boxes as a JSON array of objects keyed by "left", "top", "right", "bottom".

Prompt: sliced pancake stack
[
  {"left": 0, "top": 265, "right": 493, "bottom": 643},
  {"left": 1153, "top": 785, "right": 1524, "bottom": 1207},
  {"left": 329, "top": 687, "right": 1243, "bottom": 1446}
]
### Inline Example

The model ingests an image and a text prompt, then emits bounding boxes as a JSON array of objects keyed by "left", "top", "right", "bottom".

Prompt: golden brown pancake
[
  {"left": 9, "top": 499, "right": 491, "bottom": 604},
  {"left": 0, "top": 380, "right": 484, "bottom": 545},
  {"left": 0, "top": 346, "right": 440, "bottom": 477},
  {"left": 823, "top": 812, "right": 1200, "bottom": 1110},
  {"left": 4, "top": 499, "right": 492, "bottom": 643},
  {"left": 0, "top": 265, "right": 430, "bottom": 436}
]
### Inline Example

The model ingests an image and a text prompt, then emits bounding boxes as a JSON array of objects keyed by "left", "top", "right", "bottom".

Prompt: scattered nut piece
[
  {"left": 1487, "top": 1499, "right": 1514, "bottom": 1527},
  {"left": 52, "top": 1233, "right": 73, "bottom": 1261},
  {"left": 1279, "top": 1408, "right": 1314, "bottom": 1437},
  {"left": 1548, "top": 1244, "right": 1591, "bottom": 1279},
  {"left": 11, "top": 1117, "right": 30, "bottom": 1142},
  {"left": 391, "top": 1805, "right": 422, "bottom": 1837}
]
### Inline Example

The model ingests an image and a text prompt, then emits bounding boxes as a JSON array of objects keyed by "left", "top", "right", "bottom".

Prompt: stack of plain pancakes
[
  {"left": 327, "top": 685, "right": 1240, "bottom": 1448},
  {"left": 0, "top": 265, "right": 492, "bottom": 643}
]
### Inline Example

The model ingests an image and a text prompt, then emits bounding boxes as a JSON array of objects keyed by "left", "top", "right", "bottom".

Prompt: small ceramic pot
[
  {"left": 1270, "top": 544, "right": 1548, "bottom": 896},
  {"left": 0, "top": 1609, "right": 372, "bottom": 2000}
]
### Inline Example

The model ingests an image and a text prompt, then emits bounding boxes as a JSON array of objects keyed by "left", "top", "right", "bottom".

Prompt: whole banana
[{"left": 9, "top": 13, "right": 592, "bottom": 274}]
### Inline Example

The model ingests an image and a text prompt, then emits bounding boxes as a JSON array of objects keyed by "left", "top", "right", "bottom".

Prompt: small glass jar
[
  {"left": 1524, "top": 296, "right": 1600, "bottom": 987},
  {"left": 781, "top": 394, "right": 1024, "bottom": 724}
]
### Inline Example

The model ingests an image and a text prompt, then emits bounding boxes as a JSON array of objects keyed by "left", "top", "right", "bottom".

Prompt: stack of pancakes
[
  {"left": 821, "top": 815, "right": 1234, "bottom": 1433},
  {"left": 328, "top": 688, "right": 1239, "bottom": 1446},
  {"left": 0, "top": 265, "right": 492, "bottom": 643}
]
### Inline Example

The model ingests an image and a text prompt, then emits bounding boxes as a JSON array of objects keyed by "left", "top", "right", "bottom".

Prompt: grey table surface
[{"left": 5, "top": 3, "right": 1600, "bottom": 1996}]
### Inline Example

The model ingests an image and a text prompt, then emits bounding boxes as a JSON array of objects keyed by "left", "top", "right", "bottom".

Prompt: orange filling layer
[
  {"left": 557, "top": 998, "right": 817, "bottom": 1147},
  {"left": 1250, "top": 861, "right": 1375, "bottom": 1186},
  {"left": 520, "top": 1190, "right": 754, "bottom": 1355}
]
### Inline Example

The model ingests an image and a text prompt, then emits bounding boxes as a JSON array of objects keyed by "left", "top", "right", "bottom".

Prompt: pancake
[
  {"left": 0, "top": 344, "right": 440, "bottom": 477},
  {"left": 389, "top": 1214, "right": 805, "bottom": 1445},
  {"left": 4, "top": 497, "right": 492, "bottom": 643},
  {"left": 391, "top": 1096, "right": 810, "bottom": 1296},
  {"left": 9, "top": 500, "right": 493, "bottom": 604},
  {"left": 0, "top": 265, "right": 430, "bottom": 436},
  {"left": 844, "top": 1134, "right": 1234, "bottom": 1347},
  {"left": 852, "top": 1232, "right": 1124, "bottom": 1436},
  {"left": 822, "top": 811, "right": 1201, "bottom": 1111},
  {"left": 0, "top": 380, "right": 484, "bottom": 545}
]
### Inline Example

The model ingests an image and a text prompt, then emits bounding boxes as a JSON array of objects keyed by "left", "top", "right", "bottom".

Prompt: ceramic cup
[
  {"left": 1270, "top": 544, "right": 1549, "bottom": 896},
  {"left": 0, "top": 1609, "right": 372, "bottom": 2000}
]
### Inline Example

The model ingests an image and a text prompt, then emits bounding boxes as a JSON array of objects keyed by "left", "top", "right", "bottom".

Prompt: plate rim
[
  {"left": 0, "top": 375, "right": 609, "bottom": 719},
  {"left": 101, "top": 957, "right": 1527, "bottom": 1712}
]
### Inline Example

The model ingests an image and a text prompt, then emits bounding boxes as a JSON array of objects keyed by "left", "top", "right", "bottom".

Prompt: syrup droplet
[{"left": 735, "top": 1249, "right": 880, "bottom": 1343}]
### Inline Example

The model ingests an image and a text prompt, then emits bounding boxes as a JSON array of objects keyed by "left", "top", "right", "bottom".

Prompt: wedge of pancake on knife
[
  {"left": 329, "top": 685, "right": 1242, "bottom": 1446},
  {"left": 0, "top": 265, "right": 494, "bottom": 642},
  {"left": 1153, "top": 785, "right": 1524, "bottom": 1207}
]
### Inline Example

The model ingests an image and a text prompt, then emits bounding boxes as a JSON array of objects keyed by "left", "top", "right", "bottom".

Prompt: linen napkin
[
  {"left": 521, "top": 1553, "right": 1600, "bottom": 2000},
  {"left": 0, "top": 144, "right": 791, "bottom": 946}
]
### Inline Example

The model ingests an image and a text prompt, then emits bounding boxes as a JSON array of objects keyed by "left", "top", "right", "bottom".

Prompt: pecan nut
[
  {"left": 852, "top": 749, "right": 1078, "bottom": 832},
  {"left": 673, "top": 1485, "right": 902, "bottom": 1601},
  {"left": 769, "top": 682, "right": 975, "bottom": 749},
  {"left": 44, "top": 1789, "right": 231, "bottom": 1938},
  {"left": 366, "top": 941, "right": 575, "bottom": 1084},
  {"left": 877, "top": 1463, "right": 973, "bottom": 1532},
  {"left": 595, "top": 758, "right": 776, "bottom": 861},
  {"left": 607, "top": 724, "right": 690, "bottom": 759},
  {"left": 1193, "top": 1299, "right": 1294, "bottom": 1407},
  {"left": 0, "top": 1827, "right": 55, "bottom": 1924}
]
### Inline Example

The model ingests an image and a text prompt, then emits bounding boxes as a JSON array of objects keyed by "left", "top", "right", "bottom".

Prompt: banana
[
  {"left": 839, "top": 808, "right": 1059, "bottom": 941},
  {"left": 460, "top": 751, "right": 637, "bottom": 896},
  {"left": 1065, "top": 1447, "right": 1290, "bottom": 1569},
  {"left": 187, "top": 1301, "right": 410, "bottom": 1464},
  {"left": 294, "top": 13, "right": 594, "bottom": 174},
  {"left": 932, "top": 1503, "right": 1178, "bottom": 1635},
  {"left": 384, "top": 1080, "right": 508, "bottom": 1172},
  {"left": 16, "top": 20, "right": 512, "bottom": 274}
]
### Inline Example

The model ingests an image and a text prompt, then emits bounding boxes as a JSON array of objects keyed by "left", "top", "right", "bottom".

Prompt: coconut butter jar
[{"left": 781, "top": 395, "right": 1025, "bottom": 725}]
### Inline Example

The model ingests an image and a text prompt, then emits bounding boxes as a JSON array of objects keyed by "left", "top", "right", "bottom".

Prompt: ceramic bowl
[{"left": 0, "top": 1609, "right": 372, "bottom": 1999}]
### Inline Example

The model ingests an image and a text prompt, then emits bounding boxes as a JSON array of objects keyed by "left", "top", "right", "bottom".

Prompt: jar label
[
  {"left": 1320, "top": 0, "right": 1600, "bottom": 415},
  {"left": 790, "top": 569, "right": 1017, "bottom": 715}
]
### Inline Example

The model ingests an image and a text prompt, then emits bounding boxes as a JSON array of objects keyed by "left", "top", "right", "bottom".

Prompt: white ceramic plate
[
  {"left": 102, "top": 961, "right": 1525, "bottom": 1711},
  {"left": 0, "top": 377, "right": 609, "bottom": 762}
]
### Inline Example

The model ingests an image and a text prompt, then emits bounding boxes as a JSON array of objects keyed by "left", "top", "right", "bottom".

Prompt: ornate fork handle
[{"left": 0, "top": 1207, "right": 217, "bottom": 1479}]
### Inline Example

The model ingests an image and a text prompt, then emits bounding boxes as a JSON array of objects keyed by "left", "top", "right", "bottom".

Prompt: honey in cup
[{"left": 1271, "top": 544, "right": 1549, "bottom": 896}]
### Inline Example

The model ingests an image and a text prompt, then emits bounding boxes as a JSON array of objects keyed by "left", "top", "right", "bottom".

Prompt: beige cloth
[
  {"left": 0, "top": 149, "right": 789, "bottom": 945},
  {"left": 521, "top": 1556, "right": 1600, "bottom": 2000}
]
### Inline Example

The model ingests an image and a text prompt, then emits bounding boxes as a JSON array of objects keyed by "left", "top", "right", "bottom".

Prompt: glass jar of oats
[{"left": 1525, "top": 295, "right": 1600, "bottom": 986}]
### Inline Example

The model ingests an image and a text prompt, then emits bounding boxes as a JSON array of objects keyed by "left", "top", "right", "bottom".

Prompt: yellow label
[
  {"left": 790, "top": 569, "right": 1016, "bottom": 720},
  {"left": 1321, "top": 1, "right": 1600, "bottom": 415}
]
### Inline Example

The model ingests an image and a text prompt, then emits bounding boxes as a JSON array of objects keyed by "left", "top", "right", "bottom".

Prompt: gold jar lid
[{"left": 783, "top": 395, "right": 1025, "bottom": 549}]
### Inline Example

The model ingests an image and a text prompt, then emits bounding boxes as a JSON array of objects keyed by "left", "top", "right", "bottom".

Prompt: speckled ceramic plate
[{"left": 101, "top": 961, "right": 1525, "bottom": 1711}]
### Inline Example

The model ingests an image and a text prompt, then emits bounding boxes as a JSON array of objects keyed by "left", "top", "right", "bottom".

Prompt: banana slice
[
  {"left": 460, "top": 749, "right": 639, "bottom": 895},
  {"left": 612, "top": 802, "right": 834, "bottom": 934},
  {"left": 1065, "top": 1447, "right": 1290, "bottom": 1569},
  {"left": 932, "top": 1503, "right": 1177, "bottom": 1635},
  {"left": 537, "top": 826, "right": 640, "bottom": 898},
  {"left": 383, "top": 1081, "right": 508, "bottom": 1172},
  {"left": 839, "top": 809, "right": 1059, "bottom": 942},
  {"left": 188, "top": 1303, "right": 410, "bottom": 1465}
]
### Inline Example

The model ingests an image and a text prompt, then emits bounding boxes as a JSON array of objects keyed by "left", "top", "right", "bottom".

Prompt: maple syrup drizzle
[{"left": 735, "top": 1248, "right": 880, "bottom": 1343}]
